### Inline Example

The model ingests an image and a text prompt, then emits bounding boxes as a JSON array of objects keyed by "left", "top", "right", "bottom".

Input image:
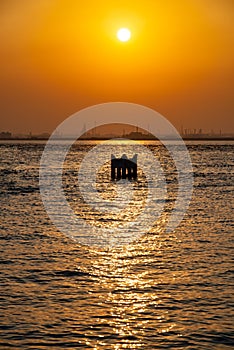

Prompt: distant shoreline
[{"left": 1, "top": 137, "right": 234, "bottom": 141}]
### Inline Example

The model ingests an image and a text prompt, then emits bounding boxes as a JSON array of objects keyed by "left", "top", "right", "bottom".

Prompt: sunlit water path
[{"left": 0, "top": 141, "right": 233, "bottom": 349}]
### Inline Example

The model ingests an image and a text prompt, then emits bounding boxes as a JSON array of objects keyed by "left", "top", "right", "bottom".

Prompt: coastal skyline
[
  {"left": 0, "top": 0, "right": 234, "bottom": 134},
  {"left": 1, "top": 123, "right": 234, "bottom": 140}
]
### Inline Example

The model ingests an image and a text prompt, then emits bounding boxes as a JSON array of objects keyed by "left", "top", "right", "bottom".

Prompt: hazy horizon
[{"left": 2, "top": 123, "right": 234, "bottom": 137}]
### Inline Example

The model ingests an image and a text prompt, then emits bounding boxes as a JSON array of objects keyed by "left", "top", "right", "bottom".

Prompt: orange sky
[{"left": 0, "top": 0, "right": 233, "bottom": 134}]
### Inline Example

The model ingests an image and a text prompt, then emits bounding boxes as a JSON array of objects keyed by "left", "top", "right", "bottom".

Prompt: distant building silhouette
[{"left": 0, "top": 132, "right": 11, "bottom": 139}]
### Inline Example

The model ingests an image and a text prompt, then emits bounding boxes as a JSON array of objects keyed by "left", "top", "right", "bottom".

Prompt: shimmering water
[{"left": 0, "top": 141, "right": 233, "bottom": 349}]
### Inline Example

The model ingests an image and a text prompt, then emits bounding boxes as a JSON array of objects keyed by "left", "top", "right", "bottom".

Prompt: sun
[{"left": 117, "top": 28, "right": 131, "bottom": 42}]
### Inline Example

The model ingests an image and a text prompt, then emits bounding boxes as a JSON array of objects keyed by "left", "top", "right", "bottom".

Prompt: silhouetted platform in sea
[{"left": 111, "top": 154, "right": 137, "bottom": 180}]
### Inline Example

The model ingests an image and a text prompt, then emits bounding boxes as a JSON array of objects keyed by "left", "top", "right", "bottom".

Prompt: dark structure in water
[{"left": 111, "top": 154, "right": 137, "bottom": 179}]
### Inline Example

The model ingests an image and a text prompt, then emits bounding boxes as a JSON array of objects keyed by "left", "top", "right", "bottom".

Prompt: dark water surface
[{"left": 0, "top": 141, "right": 233, "bottom": 349}]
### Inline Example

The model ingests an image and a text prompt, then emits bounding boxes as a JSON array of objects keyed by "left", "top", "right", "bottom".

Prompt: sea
[{"left": 0, "top": 140, "right": 233, "bottom": 349}]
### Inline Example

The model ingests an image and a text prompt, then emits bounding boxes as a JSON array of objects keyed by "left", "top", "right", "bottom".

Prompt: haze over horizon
[{"left": 0, "top": 0, "right": 233, "bottom": 134}]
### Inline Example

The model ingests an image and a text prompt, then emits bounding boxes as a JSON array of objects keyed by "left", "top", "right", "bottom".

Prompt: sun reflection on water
[
  {"left": 0, "top": 142, "right": 233, "bottom": 348},
  {"left": 79, "top": 240, "right": 179, "bottom": 348}
]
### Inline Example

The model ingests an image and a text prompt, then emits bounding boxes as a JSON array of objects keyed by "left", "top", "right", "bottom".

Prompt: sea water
[{"left": 0, "top": 140, "right": 233, "bottom": 349}]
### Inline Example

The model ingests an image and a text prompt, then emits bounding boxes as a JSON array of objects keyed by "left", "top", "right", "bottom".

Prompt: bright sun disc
[{"left": 117, "top": 28, "right": 131, "bottom": 42}]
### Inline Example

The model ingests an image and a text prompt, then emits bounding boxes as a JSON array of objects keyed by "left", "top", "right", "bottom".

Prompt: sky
[{"left": 0, "top": 0, "right": 233, "bottom": 134}]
